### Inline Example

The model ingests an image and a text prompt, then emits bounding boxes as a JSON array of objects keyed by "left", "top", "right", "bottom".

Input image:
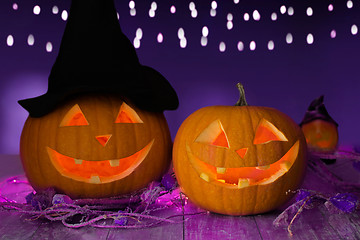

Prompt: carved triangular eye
[
  {"left": 60, "top": 104, "right": 89, "bottom": 127},
  {"left": 115, "top": 102, "right": 143, "bottom": 124},
  {"left": 195, "top": 120, "right": 230, "bottom": 148},
  {"left": 253, "top": 119, "right": 288, "bottom": 144}
]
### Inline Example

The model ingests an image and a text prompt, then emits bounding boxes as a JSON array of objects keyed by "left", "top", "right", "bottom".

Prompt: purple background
[{"left": 1, "top": 0, "right": 359, "bottom": 154}]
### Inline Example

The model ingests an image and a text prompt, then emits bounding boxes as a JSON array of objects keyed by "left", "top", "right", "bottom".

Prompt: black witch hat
[
  {"left": 299, "top": 95, "right": 338, "bottom": 127},
  {"left": 19, "top": 0, "right": 178, "bottom": 118}
]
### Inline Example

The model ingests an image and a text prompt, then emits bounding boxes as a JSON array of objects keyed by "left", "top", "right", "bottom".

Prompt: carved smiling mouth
[
  {"left": 186, "top": 141, "right": 299, "bottom": 189},
  {"left": 47, "top": 139, "right": 154, "bottom": 184}
]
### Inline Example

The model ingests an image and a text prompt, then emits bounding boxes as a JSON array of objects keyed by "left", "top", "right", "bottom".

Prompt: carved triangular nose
[
  {"left": 236, "top": 148, "right": 248, "bottom": 159},
  {"left": 95, "top": 134, "right": 112, "bottom": 147}
]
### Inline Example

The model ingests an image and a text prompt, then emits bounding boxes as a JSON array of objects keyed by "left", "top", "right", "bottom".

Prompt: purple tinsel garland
[{"left": 0, "top": 173, "right": 205, "bottom": 228}]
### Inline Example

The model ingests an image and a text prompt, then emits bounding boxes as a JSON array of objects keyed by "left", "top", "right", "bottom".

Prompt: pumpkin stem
[{"left": 235, "top": 83, "right": 248, "bottom": 106}]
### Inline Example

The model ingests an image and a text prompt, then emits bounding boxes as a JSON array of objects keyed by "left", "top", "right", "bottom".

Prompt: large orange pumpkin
[
  {"left": 20, "top": 94, "right": 172, "bottom": 199},
  {"left": 173, "top": 84, "right": 307, "bottom": 215}
]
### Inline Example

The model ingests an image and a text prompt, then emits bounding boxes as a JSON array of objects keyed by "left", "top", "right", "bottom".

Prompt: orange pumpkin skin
[
  {"left": 301, "top": 119, "right": 338, "bottom": 151},
  {"left": 20, "top": 94, "right": 172, "bottom": 199},
  {"left": 173, "top": 105, "right": 307, "bottom": 216}
]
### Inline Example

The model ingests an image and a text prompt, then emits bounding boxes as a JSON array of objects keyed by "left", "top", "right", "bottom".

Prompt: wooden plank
[
  {"left": 184, "top": 204, "right": 262, "bottom": 240},
  {"left": 0, "top": 211, "right": 41, "bottom": 240},
  {"left": 30, "top": 221, "right": 110, "bottom": 240},
  {"left": 254, "top": 207, "right": 342, "bottom": 240},
  {"left": 253, "top": 157, "right": 359, "bottom": 240},
  {"left": 325, "top": 212, "right": 360, "bottom": 240},
  {"left": 317, "top": 156, "right": 360, "bottom": 240}
]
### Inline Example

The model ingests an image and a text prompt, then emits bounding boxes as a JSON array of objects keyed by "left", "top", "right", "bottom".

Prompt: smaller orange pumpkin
[
  {"left": 300, "top": 95, "right": 338, "bottom": 152},
  {"left": 173, "top": 83, "right": 307, "bottom": 216}
]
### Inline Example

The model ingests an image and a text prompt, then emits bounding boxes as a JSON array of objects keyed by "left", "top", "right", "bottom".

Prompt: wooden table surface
[{"left": 0, "top": 154, "right": 359, "bottom": 240}]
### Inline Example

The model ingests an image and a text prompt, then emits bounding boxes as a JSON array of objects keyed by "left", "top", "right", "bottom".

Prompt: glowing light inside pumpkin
[
  {"left": 60, "top": 104, "right": 89, "bottom": 127},
  {"left": 236, "top": 148, "right": 248, "bottom": 158},
  {"left": 115, "top": 102, "right": 143, "bottom": 124},
  {"left": 47, "top": 140, "right": 154, "bottom": 184},
  {"left": 195, "top": 120, "right": 230, "bottom": 148},
  {"left": 253, "top": 119, "right": 288, "bottom": 144},
  {"left": 186, "top": 141, "right": 299, "bottom": 189},
  {"left": 95, "top": 134, "right": 112, "bottom": 147},
  {"left": 301, "top": 119, "right": 338, "bottom": 150}
]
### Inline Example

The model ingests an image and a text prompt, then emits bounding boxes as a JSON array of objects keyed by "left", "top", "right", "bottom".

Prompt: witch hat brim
[{"left": 18, "top": 0, "right": 178, "bottom": 118}]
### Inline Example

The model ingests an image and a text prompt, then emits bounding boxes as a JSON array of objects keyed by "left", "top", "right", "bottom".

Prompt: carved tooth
[
  {"left": 256, "top": 165, "right": 270, "bottom": 170},
  {"left": 238, "top": 178, "right": 250, "bottom": 189},
  {"left": 200, "top": 173, "right": 210, "bottom": 182},
  {"left": 217, "top": 179, "right": 226, "bottom": 183},
  {"left": 89, "top": 175, "right": 101, "bottom": 184},
  {"left": 280, "top": 161, "right": 292, "bottom": 171},
  {"left": 216, "top": 167, "right": 226, "bottom": 174},
  {"left": 74, "top": 159, "right": 83, "bottom": 165},
  {"left": 109, "top": 159, "right": 120, "bottom": 167}
]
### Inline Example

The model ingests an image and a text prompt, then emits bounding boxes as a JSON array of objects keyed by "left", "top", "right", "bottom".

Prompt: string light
[
  {"left": 136, "top": 28, "right": 143, "bottom": 39},
  {"left": 129, "top": 1, "right": 136, "bottom": 16},
  {"left": 243, "top": 13, "right": 250, "bottom": 21},
  {"left": 306, "top": 7, "right": 313, "bottom": 16},
  {"left": 129, "top": 1, "right": 135, "bottom": 9},
  {"left": 288, "top": 7, "right": 294, "bottom": 16},
  {"left": 328, "top": 4, "right": 334, "bottom": 12},
  {"left": 202, "top": 26, "right": 209, "bottom": 37},
  {"left": 133, "top": 38, "right": 140, "bottom": 48},
  {"left": 306, "top": 33, "right": 314, "bottom": 44},
  {"left": 178, "top": 28, "right": 187, "bottom": 48},
  {"left": 280, "top": 5, "right": 286, "bottom": 14},
  {"left": 27, "top": 34, "right": 35, "bottom": 46},
  {"left": 201, "top": 26, "right": 209, "bottom": 47},
  {"left": 134, "top": 28, "right": 143, "bottom": 48},
  {"left": 271, "top": 12, "right": 277, "bottom": 21},
  {"left": 180, "top": 38, "right": 187, "bottom": 48},
  {"left": 6, "top": 35, "right": 14, "bottom": 47},
  {"left": 178, "top": 28, "right": 185, "bottom": 40},
  {"left": 201, "top": 36, "right": 208, "bottom": 47},
  {"left": 149, "top": 1, "right": 157, "bottom": 18},
  {"left": 33, "top": 5, "right": 41, "bottom": 15},
  {"left": 61, "top": 10, "right": 68, "bottom": 21},
  {"left": 268, "top": 40, "right": 275, "bottom": 50},
  {"left": 46, "top": 42, "right": 53, "bottom": 52},
  {"left": 237, "top": 41, "right": 244, "bottom": 51},
  {"left": 249, "top": 41, "right": 256, "bottom": 51},
  {"left": 253, "top": 10, "right": 260, "bottom": 21},
  {"left": 330, "top": 30, "right": 337, "bottom": 38},
  {"left": 219, "top": 42, "right": 226, "bottom": 52},
  {"left": 2, "top": 1, "right": 358, "bottom": 53},
  {"left": 52, "top": 6, "right": 59, "bottom": 14},
  {"left": 351, "top": 24, "right": 358, "bottom": 35},
  {"left": 286, "top": 33, "right": 293, "bottom": 44},
  {"left": 157, "top": 33, "right": 163, "bottom": 43},
  {"left": 210, "top": 1, "right": 217, "bottom": 17}
]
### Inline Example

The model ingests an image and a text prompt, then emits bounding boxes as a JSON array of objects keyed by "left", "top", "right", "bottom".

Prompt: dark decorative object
[{"left": 300, "top": 96, "right": 338, "bottom": 156}]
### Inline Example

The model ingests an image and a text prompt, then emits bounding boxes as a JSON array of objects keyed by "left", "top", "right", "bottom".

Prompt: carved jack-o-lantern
[
  {"left": 20, "top": 94, "right": 172, "bottom": 199},
  {"left": 300, "top": 96, "right": 338, "bottom": 151},
  {"left": 173, "top": 84, "right": 307, "bottom": 215}
]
